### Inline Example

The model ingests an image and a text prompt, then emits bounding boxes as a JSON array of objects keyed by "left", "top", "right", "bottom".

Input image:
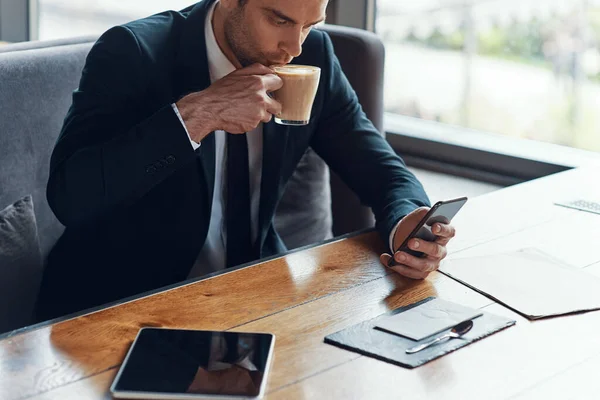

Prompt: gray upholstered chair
[
  {"left": 0, "top": 24, "right": 385, "bottom": 332},
  {"left": 275, "top": 25, "right": 385, "bottom": 247}
]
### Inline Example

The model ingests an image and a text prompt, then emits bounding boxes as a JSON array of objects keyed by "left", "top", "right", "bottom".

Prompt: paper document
[{"left": 441, "top": 248, "right": 600, "bottom": 319}]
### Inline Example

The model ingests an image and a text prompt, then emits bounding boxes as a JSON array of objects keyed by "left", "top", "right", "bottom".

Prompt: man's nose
[{"left": 281, "top": 28, "right": 304, "bottom": 58}]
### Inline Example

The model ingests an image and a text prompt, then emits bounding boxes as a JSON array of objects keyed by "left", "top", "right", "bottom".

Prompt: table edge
[{"left": 0, "top": 228, "right": 376, "bottom": 341}]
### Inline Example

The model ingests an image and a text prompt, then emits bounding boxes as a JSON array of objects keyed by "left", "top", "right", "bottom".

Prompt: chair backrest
[
  {"left": 0, "top": 24, "right": 384, "bottom": 260},
  {"left": 318, "top": 24, "right": 385, "bottom": 237},
  {"left": 0, "top": 40, "right": 95, "bottom": 258},
  {"left": 274, "top": 24, "right": 385, "bottom": 248}
]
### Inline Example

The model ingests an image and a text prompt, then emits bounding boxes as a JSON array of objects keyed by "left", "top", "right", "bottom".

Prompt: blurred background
[
  {"left": 25, "top": 0, "right": 600, "bottom": 152},
  {"left": 377, "top": 0, "right": 600, "bottom": 152}
]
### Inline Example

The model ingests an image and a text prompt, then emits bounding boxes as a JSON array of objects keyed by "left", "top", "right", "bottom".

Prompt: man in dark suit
[{"left": 35, "top": 0, "right": 457, "bottom": 321}]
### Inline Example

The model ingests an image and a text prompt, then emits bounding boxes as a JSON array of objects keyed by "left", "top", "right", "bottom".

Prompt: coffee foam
[{"left": 273, "top": 65, "right": 319, "bottom": 75}]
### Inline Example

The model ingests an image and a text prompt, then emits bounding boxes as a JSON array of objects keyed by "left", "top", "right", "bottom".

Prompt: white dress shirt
[
  {"left": 173, "top": 1, "right": 401, "bottom": 278},
  {"left": 173, "top": 0, "right": 263, "bottom": 278}
]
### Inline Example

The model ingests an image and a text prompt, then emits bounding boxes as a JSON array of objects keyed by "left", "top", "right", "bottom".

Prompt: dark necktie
[{"left": 226, "top": 132, "right": 255, "bottom": 268}]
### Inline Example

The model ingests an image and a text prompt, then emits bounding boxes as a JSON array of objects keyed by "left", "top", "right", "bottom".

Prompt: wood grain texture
[
  {"left": 22, "top": 272, "right": 492, "bottom": 400},
  {"left": 27, "top": 370, "right": 117, "bottom": 400},
  {"left": 3, "top": 166, "right": 600, "bottom": 400},
  {"left": 0, "top": 233, "right": 387, "bottom": 400},
  {"left": 233, "top": 272, "right": 492, "bottom": 395}
]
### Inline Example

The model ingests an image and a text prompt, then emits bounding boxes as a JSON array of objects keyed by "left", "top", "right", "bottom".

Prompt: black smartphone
[{"left": 393, "top": 197, "right": 468, "bottom": 260}]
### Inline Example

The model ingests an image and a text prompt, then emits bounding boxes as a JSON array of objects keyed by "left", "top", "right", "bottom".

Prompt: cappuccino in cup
[{"left": 271, "top": 65, "right": 321, "bottom": 126}]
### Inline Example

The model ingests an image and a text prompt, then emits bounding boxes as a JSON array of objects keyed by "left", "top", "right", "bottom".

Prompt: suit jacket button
[
  {"left": 166, "top": 155, "right": 176, "bottom": 164},
  {"left": 146, "top": 166, "right": 156, "bottom": 174}
]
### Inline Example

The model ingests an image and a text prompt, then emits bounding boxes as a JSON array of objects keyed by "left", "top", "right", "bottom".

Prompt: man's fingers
[
  {"left": 388, "top": 263, "right": 430, "bottom": 280},
  {"left": 432, "top": 223, "right": 456, "bottom": 247},
  {"left": 405, "top": 239, "right": 447, "bottom": 260},
  {"left": 261, "top": 110, "right": 273, "bottom": 123},
  {"left": 382, "top": 252, "right": 435, "bottom": 280},
  {"left": 262, "top": 74, "right": 284, "bottom": 91},
  {"left": 393, "top": 251, "right": 440, "bottom": 273},
  {"left": 432, "top": 223, "right": 456, "bottom": 239},
  {"left": 265, "top": 97, "right": 282, "bottom": 116},
  {"left": 436, "top": 236, "right": 451, "bottom": 246},
  {"left": 235, "top": 63, "right": 274, "bottom": 76},
  {"left": 260, "top": 74, "right": 283, "bottom": 116},
  {"left": 380, "top": 253, "right": 393, "bottom": 267}
]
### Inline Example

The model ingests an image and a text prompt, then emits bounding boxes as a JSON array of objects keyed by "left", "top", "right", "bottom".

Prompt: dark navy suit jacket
[{"left": 36, "top": 0, "right": 430, "bottom": 321}]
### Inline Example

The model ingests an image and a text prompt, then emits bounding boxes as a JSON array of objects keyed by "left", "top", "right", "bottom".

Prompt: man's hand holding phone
[{"left": 380, "top": 198, "right": 466, "bottom": 280}]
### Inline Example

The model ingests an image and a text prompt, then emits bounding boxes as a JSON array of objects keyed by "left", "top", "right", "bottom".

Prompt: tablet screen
[{"left": 111, "top": 328, "right": 275, "bottom": 399}]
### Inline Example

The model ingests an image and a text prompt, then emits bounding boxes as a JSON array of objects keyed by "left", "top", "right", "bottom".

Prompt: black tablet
[{"left": 110, "top": 328, "right": 275, "bottom": 399}]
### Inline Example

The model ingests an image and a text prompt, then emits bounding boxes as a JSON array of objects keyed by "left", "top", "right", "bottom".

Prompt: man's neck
[{"left": 212, "top": 2, "right": 243, "bottom": 69}]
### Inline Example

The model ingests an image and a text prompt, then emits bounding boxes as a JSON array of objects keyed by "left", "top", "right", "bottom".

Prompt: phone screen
[{"left": 397, "top": 197, "right": 468, "bottom": 257}]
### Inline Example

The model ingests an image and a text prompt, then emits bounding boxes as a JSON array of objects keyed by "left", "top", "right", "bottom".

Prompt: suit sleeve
[
  {"left": 311, "top": 32, "right": 431, "bottom": 242},
  {"left": 47, "top": 26, "right": 197, "bottom": 227}
]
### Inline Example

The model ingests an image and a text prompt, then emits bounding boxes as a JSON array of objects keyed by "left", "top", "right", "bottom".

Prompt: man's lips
[{"left": 268, "top": 56, "right": 293, "bottom": 66}]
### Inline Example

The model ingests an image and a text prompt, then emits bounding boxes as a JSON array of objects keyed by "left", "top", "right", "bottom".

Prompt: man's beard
[
  {"left": 228, "top": 40, "right": 255, "bottom": 67},
  {"left": 223, "top": 11, "right": 292, "bottom": 67},
  {"left": 224, "top": 13, "right": 257, "bottom": 67}
]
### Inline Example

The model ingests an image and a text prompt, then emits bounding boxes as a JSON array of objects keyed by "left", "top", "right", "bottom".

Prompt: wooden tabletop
[{"left": 2, "top": 166, "right": 600, "bottom": 400}]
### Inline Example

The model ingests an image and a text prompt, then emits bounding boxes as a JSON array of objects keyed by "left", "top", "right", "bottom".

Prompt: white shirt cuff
[
  {"left": 389, "top": 218, "right": 403, "bottom": 253},
  {"left": 172, "top": 103, "right": 201, "bottom": 150}
]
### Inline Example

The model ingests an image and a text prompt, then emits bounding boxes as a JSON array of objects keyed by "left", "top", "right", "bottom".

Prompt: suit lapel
[
  {"left": 174, "top": 0, "right": 215, "bottom": 97},
  {"left": 174, "top": 0, "right": 218, "bottom": 210},
  {"left": 257, "top": 121, "right": 289, "bottom": 254}
]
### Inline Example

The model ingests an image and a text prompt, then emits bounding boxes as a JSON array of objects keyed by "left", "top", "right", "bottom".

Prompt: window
[
  {"left": 38, "top": 0, "right": 195, "bottom": 40},
  {"left": 376, "top": 0, "right": 600, "bottom": 153}
]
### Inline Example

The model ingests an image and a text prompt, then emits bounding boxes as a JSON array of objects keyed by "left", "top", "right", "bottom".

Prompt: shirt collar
[{"left": 205, "top": 0, "right": 237, "bottom": 82}]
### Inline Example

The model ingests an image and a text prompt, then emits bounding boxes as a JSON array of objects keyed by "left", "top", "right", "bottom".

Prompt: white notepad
[{"left": 375, "top": 298, "right": 483, "bottom": 341}]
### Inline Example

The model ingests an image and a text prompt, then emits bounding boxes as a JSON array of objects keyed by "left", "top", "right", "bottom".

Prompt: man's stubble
[{"left": 223, "top": 8, "right": 259, "bottom": 67}]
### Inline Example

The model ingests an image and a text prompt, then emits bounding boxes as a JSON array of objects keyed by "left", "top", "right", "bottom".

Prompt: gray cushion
[
  {"left": 0, "top": 43, "right": 93, "bottom": 259},
  {"left": 275, "top": 148, "right": 333, "bottom": 250},
  {"left": 0, "top": 195, "right": 43, "bottom": 333},
  {"left": 318, "top": 25, "right": 385, "bottom": 237}
]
